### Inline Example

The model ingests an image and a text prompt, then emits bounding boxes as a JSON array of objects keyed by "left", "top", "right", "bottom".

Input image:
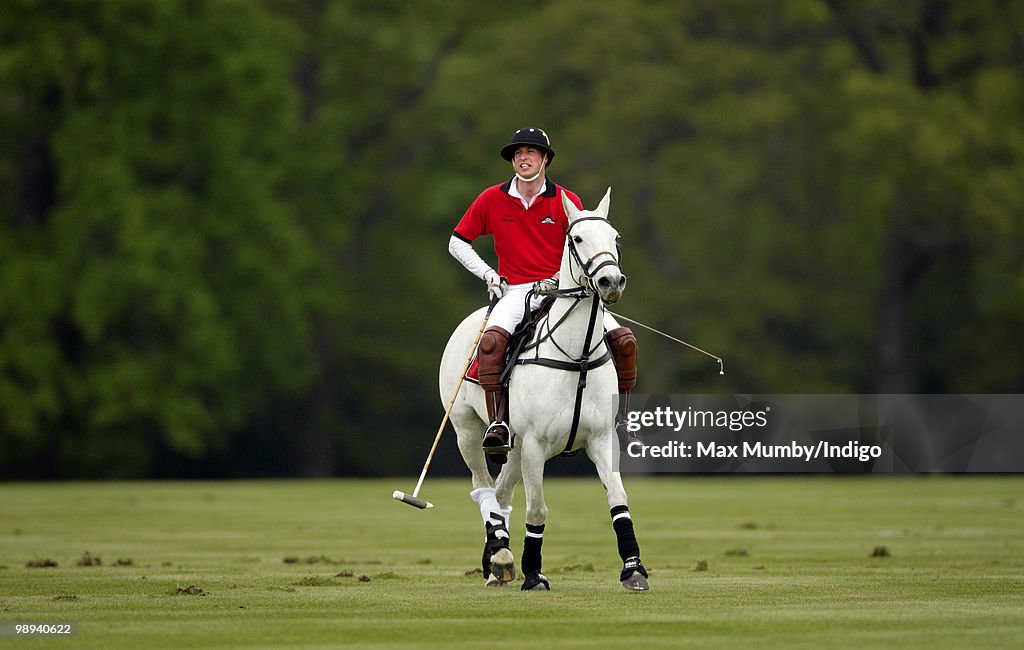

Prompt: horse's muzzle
[{"left": 597, "top": 273, "right": 626, "bottom": 305}]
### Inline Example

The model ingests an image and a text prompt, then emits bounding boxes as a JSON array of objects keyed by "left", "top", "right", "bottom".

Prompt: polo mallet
[
  {"left": 393, "top": 294, "right": 499, "bottom": 509},
  {"left": 609, "top": 310, "right": 726, "bottom": 375}
]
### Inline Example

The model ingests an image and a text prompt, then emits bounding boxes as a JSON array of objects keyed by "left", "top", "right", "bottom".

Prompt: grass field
[{"left": 1, "top": 476, "right": 1022, "bottom": 648}]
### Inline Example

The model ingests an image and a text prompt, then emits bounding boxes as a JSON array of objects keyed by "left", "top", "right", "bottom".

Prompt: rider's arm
[{"left": 448, "top": 233, "right": 494, "bottom": 281}]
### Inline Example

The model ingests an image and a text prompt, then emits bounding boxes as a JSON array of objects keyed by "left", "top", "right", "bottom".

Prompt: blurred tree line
[{"left": 1, "top": 0, "right": 1022, "bottom": 479}]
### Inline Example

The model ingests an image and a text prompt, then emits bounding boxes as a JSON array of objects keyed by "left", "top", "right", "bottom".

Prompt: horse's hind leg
[
  {"left": 487, "top": 449, "right": 522, "bottom": 585},
  {"left": 586, "top": 433, "right": 650, "bottom": 591},
  {"left": 453, "top": 405, "right": 516, "bottom": 586},
  {"left": 453, "top": 404, "right": 492, "bottom": 492},
  {"left": 472, "top": 492, "right": 514, "bottom": 587},
  {"left": 519, "top": 436, "right": 550, "bottom": 591}
]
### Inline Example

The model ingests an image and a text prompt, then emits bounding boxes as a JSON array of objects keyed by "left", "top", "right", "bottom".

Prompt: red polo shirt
[{"left": 453, "top": 178, "right": 583, "bottom": 285}]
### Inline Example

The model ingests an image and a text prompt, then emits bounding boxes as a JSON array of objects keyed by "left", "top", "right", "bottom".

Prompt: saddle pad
[{"left": 464, "top": 354, "right": 480, "bottom": 383}]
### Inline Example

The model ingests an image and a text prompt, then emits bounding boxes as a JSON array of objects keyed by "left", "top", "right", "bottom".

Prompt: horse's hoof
[
  {"left": 484, "top": 574, "right": 508, "bottom": 587},
  {"left": 489, "top": 547, "right": 516, "bottom": 583},
  {"left": 521, "top": 571, "right": 550, "bottom": 591},
  {"left": 621, "top": 571, "right": 649, "bottom": 591}
]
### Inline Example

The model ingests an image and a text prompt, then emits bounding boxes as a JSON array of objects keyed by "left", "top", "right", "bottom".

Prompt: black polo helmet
[{"left": 500, "top": 127, "right": 555, "bottom": 163}]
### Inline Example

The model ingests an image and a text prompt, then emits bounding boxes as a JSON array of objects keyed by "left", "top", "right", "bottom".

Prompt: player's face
[{"left": 512, "top": 146, "right": 546, "bottom": 178}]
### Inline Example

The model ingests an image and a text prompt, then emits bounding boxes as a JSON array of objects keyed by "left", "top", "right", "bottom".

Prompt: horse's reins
[{"left": 515, "top": 216, "right": 623, "bottom": 456}]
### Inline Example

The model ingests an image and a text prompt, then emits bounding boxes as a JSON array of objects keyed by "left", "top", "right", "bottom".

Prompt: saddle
[
  {"left": 500, "top": 294, "right": 556, "bottom": 386},
  {"left": 464, "top": 292, "right": 555, "bottom": 384}
]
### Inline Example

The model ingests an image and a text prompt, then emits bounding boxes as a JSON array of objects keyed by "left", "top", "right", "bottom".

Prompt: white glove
[
  {"left": 484, "top": 270, "right": 508, "bottom": 300},
  {"left": 534, "top": 275, "right": 559, "bottom": 294}
]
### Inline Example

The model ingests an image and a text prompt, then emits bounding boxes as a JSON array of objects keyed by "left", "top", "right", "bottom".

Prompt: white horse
[{"left": 439, "top": 188, "right": 649, "bottom": 591}]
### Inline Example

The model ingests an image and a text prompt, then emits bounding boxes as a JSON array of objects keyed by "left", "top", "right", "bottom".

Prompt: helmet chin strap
[{"left": 514, "top": 156, "right": 548, "bottom": 184}]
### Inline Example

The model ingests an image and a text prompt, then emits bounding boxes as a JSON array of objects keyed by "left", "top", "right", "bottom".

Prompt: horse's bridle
[{"left": 565, "top": 216, "right": 624, "bottom": 298}]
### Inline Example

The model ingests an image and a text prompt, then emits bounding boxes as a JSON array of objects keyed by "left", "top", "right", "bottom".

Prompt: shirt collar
[{"left": 502, "top": 177, "right": 556, "bottom": 208}]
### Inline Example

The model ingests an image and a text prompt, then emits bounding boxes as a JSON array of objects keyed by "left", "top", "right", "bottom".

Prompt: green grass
[{"left": 1, "top": 476, "right": 1022, "bottom": 648}]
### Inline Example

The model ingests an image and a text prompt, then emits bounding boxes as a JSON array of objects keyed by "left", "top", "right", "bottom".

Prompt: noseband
[{"left": 566, "top": 216, "right": 624, "bottom": 297}]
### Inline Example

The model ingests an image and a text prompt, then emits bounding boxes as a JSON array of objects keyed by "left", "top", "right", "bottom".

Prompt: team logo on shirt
[{"left": 540, "top": 216, "right": 557, "bottom": 224}]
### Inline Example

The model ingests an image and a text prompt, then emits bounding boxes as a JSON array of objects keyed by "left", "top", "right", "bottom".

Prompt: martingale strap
[{"left": 514, "top": 294, "right": 607, "bottom": 456}]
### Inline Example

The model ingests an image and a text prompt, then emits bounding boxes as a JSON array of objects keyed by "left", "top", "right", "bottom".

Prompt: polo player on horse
[{"left": 447, "top": 128, "right": 639, "bottom": 464}]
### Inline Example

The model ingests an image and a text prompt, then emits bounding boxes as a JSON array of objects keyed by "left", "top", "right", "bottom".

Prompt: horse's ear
[
  {"left": 561, "top": 190, "right": 580, "bottom": 222},
  {"left": 597, "top": 187, "right": 612, "bottom": 219}
]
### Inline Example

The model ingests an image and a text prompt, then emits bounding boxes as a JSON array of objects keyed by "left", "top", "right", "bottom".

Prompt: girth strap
[{"left": 515, "top": 348, "right": 613, "bottom": 374}]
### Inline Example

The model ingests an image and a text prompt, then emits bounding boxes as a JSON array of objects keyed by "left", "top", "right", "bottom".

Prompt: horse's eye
[{"left": 573, "top": 236, "right": 583, "bottom": 244}]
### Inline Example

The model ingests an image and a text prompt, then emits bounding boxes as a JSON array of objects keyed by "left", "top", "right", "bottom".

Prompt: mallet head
[{"left": 392, "top": 490, "right": 433, "bottom": 509}]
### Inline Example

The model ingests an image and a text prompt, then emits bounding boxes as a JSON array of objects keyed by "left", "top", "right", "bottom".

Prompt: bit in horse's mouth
[{"left": 601, "top": 292, "right": 621, "bottom": 306}]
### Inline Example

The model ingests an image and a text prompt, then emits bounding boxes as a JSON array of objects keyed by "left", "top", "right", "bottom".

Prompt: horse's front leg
[
  {"left": 586, "top": 429, "right": 650, "bottom": 591},
  {"left": 519, "top": 434, "right": 550, "bottom": 591}
]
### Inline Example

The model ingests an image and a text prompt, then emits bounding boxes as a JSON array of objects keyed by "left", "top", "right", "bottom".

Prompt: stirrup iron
[{"left": 482, "top": 421, "right": 513, "bottom": 454}]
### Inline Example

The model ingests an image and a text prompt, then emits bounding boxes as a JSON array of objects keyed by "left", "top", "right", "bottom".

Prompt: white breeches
[{"left": 487, "top": 283, "right": 621, "bottom": 333}]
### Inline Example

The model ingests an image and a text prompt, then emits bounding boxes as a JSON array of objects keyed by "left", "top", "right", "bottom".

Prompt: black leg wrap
[
  {"left": 619, "top": 555, "right": 649, "bottom": 583},
  {"left": 611, "top": 506, "right": 640, "bottom": 561},
  {"left": 522, "top": 523, "right": 545, "bottom": 576},
  {"left": 485, "top": 513, "right": 509, "bottom": 541},
  {"left": 521, "top": 570, "right": 550, "bottom": 591},
  {"left": 611, "top": 506, "right": 647, "bottom": 584},
  {"left": 482, "top": 513, "right": 509, "bottom": 575}
]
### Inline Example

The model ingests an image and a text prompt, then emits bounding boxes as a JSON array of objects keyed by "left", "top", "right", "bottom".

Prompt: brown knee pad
[
  {"left": 478, "top": 326, "right": 512, "bottom": 389},
  {"left": 605, "top": 327, "right": 638, "bottom": 392}
]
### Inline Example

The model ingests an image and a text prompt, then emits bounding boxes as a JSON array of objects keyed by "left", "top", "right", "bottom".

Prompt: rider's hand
[
  {"left": 484, "top": 270, "right": 508, "bottom": 300},
  {"left": 534, "top": 275, "right": 558, "bottom": 294}
]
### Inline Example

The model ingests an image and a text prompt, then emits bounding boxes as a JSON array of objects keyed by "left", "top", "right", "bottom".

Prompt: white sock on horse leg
[{"left": 470, "top": 487, "right": 509, "bottom": 540}]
